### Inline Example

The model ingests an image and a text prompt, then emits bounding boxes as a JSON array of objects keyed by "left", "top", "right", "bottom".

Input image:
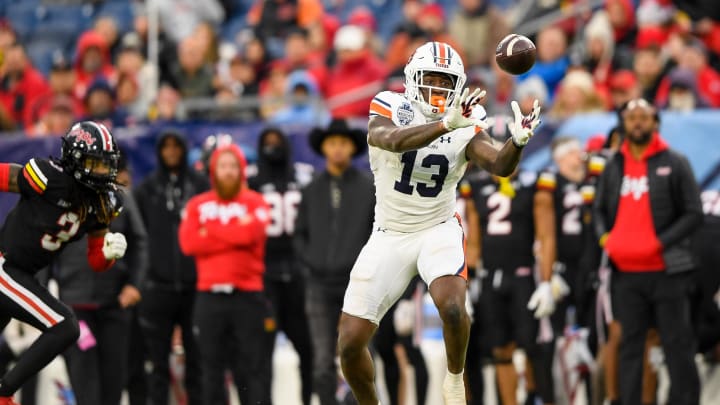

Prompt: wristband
[{"left": 0, "top": 163, "right": 11, "bottom": 192}]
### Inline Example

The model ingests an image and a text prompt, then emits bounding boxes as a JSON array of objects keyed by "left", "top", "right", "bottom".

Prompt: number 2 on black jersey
[{"left": 393, "top": 151, "right": 449, "bottom": 198}]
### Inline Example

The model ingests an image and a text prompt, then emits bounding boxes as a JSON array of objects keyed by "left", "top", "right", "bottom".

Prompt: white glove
[
  {"left": 102, "top": 232, "right": 127, "bottom": 260},
  {"left": 527, "top": 281, "right": 555, "bottom": 319},
  {"left": 551, "top": 273, "right": 570, "bottom": 300},
  {"left": 508, "top": 99, "right": 541, "bottom": 147},
  {"left": 393, "top": 299, "right": 415, "bottom": 336},
  {"left": 442, "top": 88, "right": 489, "bottom": 131}
]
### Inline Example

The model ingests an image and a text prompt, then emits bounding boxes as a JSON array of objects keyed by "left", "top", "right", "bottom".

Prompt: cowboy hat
[{"left": 309, "top": 118, "right": 367, "bottom": 157}]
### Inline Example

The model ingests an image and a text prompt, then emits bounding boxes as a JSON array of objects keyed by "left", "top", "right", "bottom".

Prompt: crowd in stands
[{"left": 0, "top": 0, "right": 717, "bottom": 138}]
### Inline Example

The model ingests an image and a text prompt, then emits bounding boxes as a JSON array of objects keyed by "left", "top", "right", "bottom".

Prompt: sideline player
[
  {"left": 0, "top": 121, "right": 127, "bottom": 405},
  {"left": 336, "top": 41, "right": 545, "bottom": 405}
]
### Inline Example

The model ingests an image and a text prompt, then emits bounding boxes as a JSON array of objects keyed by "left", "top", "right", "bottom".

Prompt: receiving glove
[
  {"left": 102, "top": 232, "right": 127, "bottom": 260},
  {"left": 528, "top": 281, "right": 555, "bottom": 319},
  {"left": 442, "top": 88, "right": 489, "bottom": 131},
  {"left": 508, "top": 99, "right": 541, "bottom": 147}
]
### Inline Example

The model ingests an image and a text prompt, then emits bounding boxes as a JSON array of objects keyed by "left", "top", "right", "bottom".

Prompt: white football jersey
[{"left": 368, "top": 91, "right": 487, "bottom": 233}]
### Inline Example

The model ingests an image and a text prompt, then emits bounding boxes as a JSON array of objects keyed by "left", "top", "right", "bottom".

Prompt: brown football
[{"left": 495, "top": 34, "right": 536, "bottom": 75}]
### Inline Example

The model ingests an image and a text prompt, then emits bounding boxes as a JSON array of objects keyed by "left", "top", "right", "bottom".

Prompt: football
[{"left": 495, "top": 34, "right": 536, "bottom": 75}]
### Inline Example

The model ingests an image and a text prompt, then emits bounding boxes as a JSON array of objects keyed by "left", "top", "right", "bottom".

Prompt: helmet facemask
[{"left": 412, "top": 70, "right": 460, "bottom": 118}]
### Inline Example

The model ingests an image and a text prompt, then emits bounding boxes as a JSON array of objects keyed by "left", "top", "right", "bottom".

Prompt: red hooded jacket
[
  {"left": 178, "top": 144, "right": 270, "bottom": 292},
  {"left": 605, "top": 133, "right": 668, "bottom": 271},
  {"left": 74, "top": 31, "right": 116, "bottom": 101}
]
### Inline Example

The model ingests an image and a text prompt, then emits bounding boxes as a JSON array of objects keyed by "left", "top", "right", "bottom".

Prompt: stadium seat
[
  {"left": 26, "top": 40, "right": 65, "bottom": 76},
  {"left": 39, "top": 4, "right": 95, "bottom": 31},
  {"left": 4, "top": 2, "right": 39, "bottom": 41}
]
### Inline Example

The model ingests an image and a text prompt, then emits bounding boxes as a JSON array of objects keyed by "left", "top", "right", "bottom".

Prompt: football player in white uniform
[{"left": 336, "top": 41, "right": 545, "bottom": 405}]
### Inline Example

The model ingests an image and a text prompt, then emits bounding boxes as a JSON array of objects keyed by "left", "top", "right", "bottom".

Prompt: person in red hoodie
[
  {"left": 178, "top": 143, "right": 273, "bottom": 405},
  {"left": 325, "top": 24, "right": 388, "bottom": 118},
  {"left": 593, "top": 98, "right": 702, "bottom": 405},
  {"left": 0, "top": 43, "right": 50, "bottom": 129},
  {"left": 74, "top": 31, "right": 116, "bottom": 102}
]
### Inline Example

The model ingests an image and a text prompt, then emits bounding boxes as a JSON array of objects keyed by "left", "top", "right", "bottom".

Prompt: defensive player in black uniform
[
  {"left": 463, "top": 167, "right": 556, "bottom": 405},
  {"left": 248, "top": 127, "right": 315, "bottom": 405},
  {"left": 0, "top": 121, "right": 126, "bottom": 405}
]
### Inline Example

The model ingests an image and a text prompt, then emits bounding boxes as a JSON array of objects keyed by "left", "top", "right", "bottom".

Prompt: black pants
[
  {"left": 0, "top": 333, "right": 38, "bottom": 405},
  {"left": 306, "top": 280, "right": 346, "bottom": 405},
  {"left": 265, "top": 276, "right": 314, "bottom": 405},
  {"left": 374, "top": 303, "right": 428, "bottom": 405},
  {"left": 0, "top": 262, "right": 79, "bottom": 396},
  {"left": 194, "top": 291, "right": 272, "bottom": 405},
  {"left": 614, "top": 271, "right": 700, "bottom": 405},
  {"left": 139, "top": 286, "right": 202, "bottom": 405},
  {"left": 64, "top": 307, "right": 131, "bottom": 405},
  {"left": 126, "top": 306, "right": 147, "bottom": 405}
]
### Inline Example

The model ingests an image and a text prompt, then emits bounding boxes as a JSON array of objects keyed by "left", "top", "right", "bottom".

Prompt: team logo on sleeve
[{"left": 397, "top": 102, "right": 414, "bottom": 125}]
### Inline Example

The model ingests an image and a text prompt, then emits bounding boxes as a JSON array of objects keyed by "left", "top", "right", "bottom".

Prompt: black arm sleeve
[
  {"left": 657, "top": 154, "right": 703, "bottom": 248},
  {"left": 593, "top": 169, "right": 611, "bottom": 240}
]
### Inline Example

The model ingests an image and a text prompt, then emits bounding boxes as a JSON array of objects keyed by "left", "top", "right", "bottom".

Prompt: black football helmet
[{"left": 60, "top": 121, "right": 120, "bottom": 192}]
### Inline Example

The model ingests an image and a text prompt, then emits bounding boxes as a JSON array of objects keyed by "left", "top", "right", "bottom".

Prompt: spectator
[
  {"left": 294, "top": 119, "right": 374, "bottom": 405},
  {"left": 248, "top": 128, "right": 315, "bottom": 405},
  {"left": 224, "top": 54, "right": 260, "bottom": 97},
  {"left": 155, "top": 0, "right": 225, "bottom": 43},
  {"left": 147, "top": 85, "right": 184, "bottom": 123},
  {"left": 94, "top": 16, "right": 120, "bottom": 60},
  {"left": 582, "top": 11, "right": 616, "bottom": 86},
  {"left": 247, "top": 0, "right": 324, "bottom": 58},
  {"left": 179, "top": 143, "right": 273, "bottom": 405},
  {"left": 164, "top": 37, "right": 215, "bottom": 98},
  {"left": 325, "top": 25, "right": 388, "bottom": 119},
  {"left": 659, "top": 39, "right": 720, "bottom": 107},
  {"left": 514, "top": 75, "right": 549, "bottom": 116},
  {"left": 74, "top": 31, "right": 116, "bottom": 101},
  {"left": 609, "top": 70, "right": 641, "bottom": 109},
  {"left": 348, "top": 6, "right": 384, "bottom": 55},
  {"left": 0, "top": 44, "right": 50, "bottom": 129},
  {"left": 415, "top": 3, "right": 466, "bottom": 63},
  {"left": 115, "top": 33, "right": 159, "bottom": 121},
  {"left": 134, "top": 130, "right": 208, "bottom": 405},
  {"left": 28, "top": 96, "right": 75, "bottom": 137},
  {"left": 633, "top": 45, "right": 667, "bottom": 103},
  {"left": 549, "top": 70, "right": 606, "bottom": 120},
  {"left": 193, "top": 22, "right": 220, "bottom": 64},
  {"left": 24, "top": 52, "right": 83, "bottom": 129},
  {"left": 594, "top": 98, "right": 702, "bottom": 405},
  {"left": 116, "top": 73, "right": 142, "bottom": 121},
  {"left": 243, "top": 36, "right": 270, "bottom": 81},
  {"left": 0, "top": 20, "right": 16, "bottom": 52},
  {"left": 605, "top": 0, "right": 637, "bottom": 50},
  {"left": 269, "top": 70, "right": 330, "bottom": 126},
  {"left": 518, "top": 26, "right": 570, "bottom": 97},
  {"left": 259, "top": 61, "right": 289, "bottom": 119},
  {"left": 56, "top": 154, "right": 148, "bottom": 405},
  {"left": 282, "top": 28, "right": 328, "bottom": 92},
  {"left": 448, "top": 0, "right": 510, "bottom": 67},
  {"left": 82, "top": 79, "right": 129, "bottom": 129},
  {"left": 661, "top": 68, "right": 711, "bottom": 111},
  {"left": 384, "top": 26, "right": 430, "bottom": 92}
]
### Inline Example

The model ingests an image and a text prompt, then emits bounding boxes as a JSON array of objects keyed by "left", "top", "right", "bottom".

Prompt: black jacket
[
  {"left": 593, "top": 147, "right": 702, "bottom": 274},
  {"left": 55, "top": 187, "right": 149, "bottom": 307},
  {"left": 248, "top": 128, "right": 314, "bottom": 281},
  {"left": 294, "top": 167, "right": 374, "bottom": 286},
  {"left": 134, "top": 131, "right": 209, "bottom": 290}
]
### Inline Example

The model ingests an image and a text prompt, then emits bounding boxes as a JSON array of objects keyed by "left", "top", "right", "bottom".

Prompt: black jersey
[
  {"left": 0, "top": 158, "right": 116, "bottom": 273},
  {"left": 463, "top": 170, "right": 537, "bottom": 270},
  {"left": 247, "top": 162, "right": 313, "bottom": 279},
  {"left": 536, "top": 170, "right": 593, "bottom": 266}
]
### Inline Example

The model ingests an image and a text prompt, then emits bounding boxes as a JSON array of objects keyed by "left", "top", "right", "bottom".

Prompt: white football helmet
[{"left": 404, "top": 41, "right": 467, "bottom": 120}]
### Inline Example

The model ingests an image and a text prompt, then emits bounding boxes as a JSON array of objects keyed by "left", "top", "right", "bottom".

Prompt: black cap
[{"left": 50, "top": 50, "right": 71, "bottom": 71}]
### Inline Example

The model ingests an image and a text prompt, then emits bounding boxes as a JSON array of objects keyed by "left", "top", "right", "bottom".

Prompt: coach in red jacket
[{"left": 179, "top": 143, "right": 273, "bottom": 405}]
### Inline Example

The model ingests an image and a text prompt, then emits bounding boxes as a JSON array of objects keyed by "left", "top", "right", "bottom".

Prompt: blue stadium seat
[
  {"left": 38, "top": 4, "right": 95, "bottom": 32},
  {"left": 5, "top": 2, "right": 39, "bottom": 42},
  {"left": 30, "top": 19, "right": 81, "bottom": 49},
  {"left": 26, "top": 40, "right": 65, "bottom": 76}
]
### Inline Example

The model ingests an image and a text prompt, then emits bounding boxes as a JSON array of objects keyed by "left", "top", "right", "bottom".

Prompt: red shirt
[
  {"left": 178, "top": 145, "right": 270, "bottom": 292},
  {"left": 325, "top": 50, "right": 388, "bottom": 118},
  {"left": 605, "top": 133, "right": 668, "bottom": 272}
]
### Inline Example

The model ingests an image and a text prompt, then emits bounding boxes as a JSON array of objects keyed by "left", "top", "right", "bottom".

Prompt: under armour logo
[{"left": 439, "top": 136, "right": 452, "bottom": 143}]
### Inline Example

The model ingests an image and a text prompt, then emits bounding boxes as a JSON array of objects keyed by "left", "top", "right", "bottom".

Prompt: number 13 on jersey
[{"left": 393, "top": 151, "right": 449, "bottom": 198}]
